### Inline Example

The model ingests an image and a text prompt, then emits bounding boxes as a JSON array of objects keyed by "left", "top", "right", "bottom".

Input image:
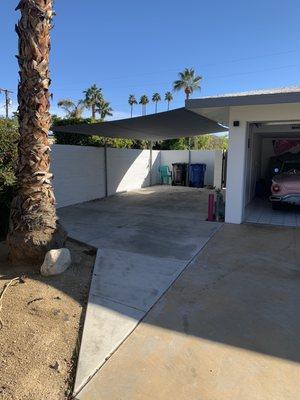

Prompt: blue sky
[{"left": 1, "top": 0, "right": 300, "bottom": 118}]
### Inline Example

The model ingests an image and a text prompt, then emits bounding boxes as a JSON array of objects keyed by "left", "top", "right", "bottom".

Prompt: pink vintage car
[{"left": 270, "top": 161, "right": 300, "bottom": 210}]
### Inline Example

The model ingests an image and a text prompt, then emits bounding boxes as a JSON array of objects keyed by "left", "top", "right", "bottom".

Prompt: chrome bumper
[{"left": 270, "top": 194, "right": 300, "bottom": 205}]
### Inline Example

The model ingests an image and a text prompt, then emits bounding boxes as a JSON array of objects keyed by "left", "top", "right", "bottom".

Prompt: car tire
[{"left": 272, "top": 202, "right": 282, "bottom": 210}]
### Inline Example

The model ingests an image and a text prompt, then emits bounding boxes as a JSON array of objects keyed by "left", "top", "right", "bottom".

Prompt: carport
[{"left": 52, "top": 107, "right": 226, "bottom": 190}]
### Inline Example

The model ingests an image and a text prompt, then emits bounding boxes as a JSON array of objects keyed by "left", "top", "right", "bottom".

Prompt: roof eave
[{"left": 186, "top": 91, "right": 300, "bottom": 110}]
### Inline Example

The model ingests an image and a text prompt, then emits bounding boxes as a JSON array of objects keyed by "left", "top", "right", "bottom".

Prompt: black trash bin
[
  {"left": 189, "top": 163, "right": 206, "bottom": 188},
  {"left": 172, "top": 163, "right": 188, "bottom": 186}
]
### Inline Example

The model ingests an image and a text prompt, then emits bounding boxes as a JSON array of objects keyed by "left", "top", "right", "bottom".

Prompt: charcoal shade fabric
[{"left": 51, "top": 108, "right": 226, "bottom": 140}]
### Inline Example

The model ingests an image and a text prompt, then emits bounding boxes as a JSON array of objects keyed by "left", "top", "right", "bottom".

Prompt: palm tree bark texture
[{"left": 7, "top": 0, "right": 66, "bottom": 263}]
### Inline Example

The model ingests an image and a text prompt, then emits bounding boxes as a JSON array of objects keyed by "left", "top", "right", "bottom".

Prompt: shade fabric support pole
[
  {"left": 149, "top": 140, "right": 153, "bottom": 186},
  {"left": 104, "top": 141, "right": 108, "bottom": 197},
  {"left": 187, "top": 137, "right": 192, "bottom": 186}
]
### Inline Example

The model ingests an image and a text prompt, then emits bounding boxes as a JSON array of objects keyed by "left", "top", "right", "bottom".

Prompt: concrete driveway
[
  {"left": 58, "top": 186, "right": 222, "bottom": 394},
  {"left": 58, "top": 185, "right": 216, "bottom": 258},
  {"left": 76, "top": 223, "right": 300, "bottom": 400}
]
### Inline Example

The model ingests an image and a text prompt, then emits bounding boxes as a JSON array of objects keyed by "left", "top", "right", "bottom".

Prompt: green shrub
[
  {"left": 196, "top": 134, "right": 228, "bottom": 150},
  {"left": 158, "top": 138, "right": 189, "bottom": 150},
  {"left": 0, "top": 118, "right": 19, "bottom": 239},
  {"left": 156, "top": 135, "right": 229, "bottom": 151}
]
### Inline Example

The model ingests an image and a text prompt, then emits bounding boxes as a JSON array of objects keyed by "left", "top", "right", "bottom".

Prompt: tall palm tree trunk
[
  {"left": 130, "top": 105, "right": 133, "bottom": 118},
  {"left": 167, "top": 101, "right": 170, "bottom": 111},
  {"left": 92, "top": 104, "right": 96, "bottom": 119},
  {"left": 7, "top": 0, "right": 66, "bottom": 263}
]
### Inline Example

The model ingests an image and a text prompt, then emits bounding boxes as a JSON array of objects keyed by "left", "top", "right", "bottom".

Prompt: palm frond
[
  {"left": 173, "top": 68, "right": 202, "bottom": 97},
  {"left": 152, "top": 92, "right": 161, "bottom": 102},
  {"left": 84, "top": 84, "right": 103, "bottom": 108},
  {"left": 165, "top": 91, "right": 173, "bottom": 101},
  {"left": 57, "top": 99, "right": 77, "bottom": 116},
  {"left": 173, "top": 80, "right": 184, "bottom": 91},
  {"left": 139, "top": 95, "right": 149, "bottom": 105},
  {"left": 128, "top": 94, "right": 137, "bottom": 105}
]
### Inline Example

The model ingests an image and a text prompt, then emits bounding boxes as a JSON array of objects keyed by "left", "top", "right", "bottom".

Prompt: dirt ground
[{"left": 0, "top": 239, "right": 96, "bottom": 400}]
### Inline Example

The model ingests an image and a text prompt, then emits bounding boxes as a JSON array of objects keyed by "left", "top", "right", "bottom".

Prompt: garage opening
[{"left": 244, "top": 121, "right": 300, "bottom": 226}]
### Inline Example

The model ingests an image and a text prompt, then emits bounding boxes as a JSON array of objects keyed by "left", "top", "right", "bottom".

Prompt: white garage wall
[
  {"left": 213, "top": 151, "right": 224, "bottom": 189},
  {"left": 244, "top": 130, "right": 262, "bottom": 205},
  {"left": 51, "top": 145, "right": 221, "bottom": 208},
  {"left": 160, "top": 150, "right": 223, "bottom": 186}
]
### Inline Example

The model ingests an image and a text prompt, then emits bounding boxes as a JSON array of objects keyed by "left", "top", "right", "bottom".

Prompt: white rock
[{"left": 40, "top": 248, "right": 71, "bottom": 276}]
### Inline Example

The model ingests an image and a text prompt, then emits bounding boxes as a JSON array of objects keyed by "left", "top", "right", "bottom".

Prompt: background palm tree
[
  {"left": 173, "top": 68, "right": 202, "bottom": 99},
  {"left": 8, "top": 0, "right": 66, "bottom": 263},
  {"left": 139, "top": 95, "right": 149, "bottom": 116},
  {"left": 84, "top": 84, "right": 103, "bottom": 119},
  {"left": 57, "top": 99, "right": 85, "bottom": 118},
  {"left": 96, "top": 99, "right": 113, "bottom": 120},
  {"left": 165, "top": 91, "right": 173, "bottom": 110},
  {"left": 128, "top": 95, "right": 137, "bottom": 118},
  {"left": 152, "top": 92, "right": 161, "bottom": 113}
]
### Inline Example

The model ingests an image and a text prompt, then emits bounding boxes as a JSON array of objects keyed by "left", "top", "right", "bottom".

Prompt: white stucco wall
[
  {"left": 160, "top": 149, "right": 223, "bottom": 187},
  {"left": 226, "top": 102, "right": 300, "bottom": 224},
  {"left": 51, "top": 145, "right": 222, "bottom": 208},
  {"left": 225, "top": 121, "right": 247, "bottom": 224},
  {"left": 51, "top": 145, "right": 161, "bottom": 208},
  {"left": 107, "top": 148, "right": 160, "bottom": 195},
  {"left": 51, "top": 145, "right": 105, "bottom": 208}
]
